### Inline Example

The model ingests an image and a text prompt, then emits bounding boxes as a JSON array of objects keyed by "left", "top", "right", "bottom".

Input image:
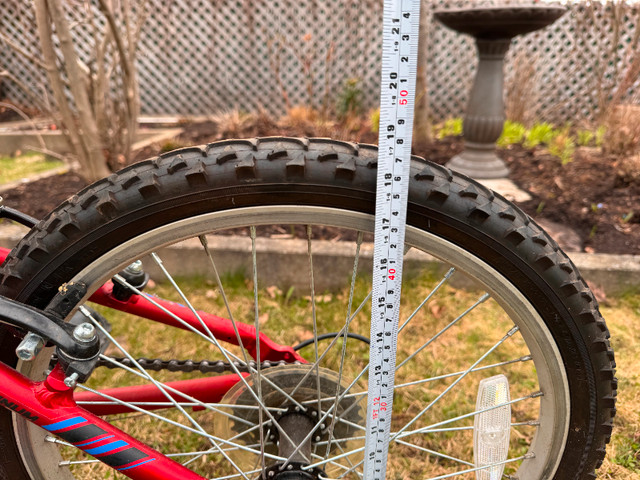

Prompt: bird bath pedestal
[{"left": 434, "top": 5, "right": 566, "bottom": 179}]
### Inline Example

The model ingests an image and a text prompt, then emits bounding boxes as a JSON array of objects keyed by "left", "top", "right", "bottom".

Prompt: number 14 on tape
[{"left": 364, "top": 0, "right": 421, "bottom": 479}]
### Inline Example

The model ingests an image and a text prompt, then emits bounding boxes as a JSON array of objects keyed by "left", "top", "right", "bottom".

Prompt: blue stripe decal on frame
[
  {"left": 85, "top": 440, "right": 129, "bottom": 456},
  {"left": 76, "top": 435, "right": 115, "bottom": 447},
  {"left": 117, "top": 458, "right": 156, "bottom": 471},
  {"left": 43, "top": 416, "right": 87, "bottom": 432}
]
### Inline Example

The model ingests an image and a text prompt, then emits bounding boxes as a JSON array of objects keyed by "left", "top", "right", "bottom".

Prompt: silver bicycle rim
[{"left": 14, "top": 205, "right": 570, "bottom": 480}]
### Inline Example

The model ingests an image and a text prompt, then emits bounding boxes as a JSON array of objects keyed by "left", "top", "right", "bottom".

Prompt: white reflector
[{"left": 474, "top": 374, "right": 511, "bottom": 480}]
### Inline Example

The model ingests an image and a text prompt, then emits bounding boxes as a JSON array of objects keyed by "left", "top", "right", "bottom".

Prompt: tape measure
[{"left": 364, "top": 0, "right": 421, "bottom": 479}]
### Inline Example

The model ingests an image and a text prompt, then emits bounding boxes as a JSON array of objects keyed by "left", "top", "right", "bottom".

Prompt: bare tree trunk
[
  {"left": 33, "top": 0, "right": 108, "bottom": 180},
  {"left": 29, "top": 0, "right": 145, "bottom": 182},
  {"left": 46, "top": 0, "right": 110, "bottom": 181}
]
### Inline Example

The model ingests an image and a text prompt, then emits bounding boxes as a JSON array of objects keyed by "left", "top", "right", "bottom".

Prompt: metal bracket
[
  {"left": 0, "top": 204, "right": 38, "bottom": 228},
  {"left": 0, "top": 282, "right": 100, "bottom": 362}
]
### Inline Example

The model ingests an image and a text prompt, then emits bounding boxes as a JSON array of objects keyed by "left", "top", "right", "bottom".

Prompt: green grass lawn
[
  {"left": 0, "top": 153, "right": 64, "bottom": 184},
  {"left": 600, "top": 294, "right": 640, "bottom": 479}
]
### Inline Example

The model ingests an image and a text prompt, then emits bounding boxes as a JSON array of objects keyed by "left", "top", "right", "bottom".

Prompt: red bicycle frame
[{"left": 0, "top": 246, "right": 306, "bottom": 479}]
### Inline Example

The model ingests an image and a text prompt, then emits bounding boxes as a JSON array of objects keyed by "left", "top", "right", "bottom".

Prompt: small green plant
[
  {"left": 549, "top": 131, "right": 576, "bottom": 165},
  {"left": 284, "top": 286, "right": 295, "bottom": 306},
  {"left": 595, "top": 125, "right": 606, "bottom": 147},
  {"left": 369, "top": 108, "right": 380, "bottom": 134},
  {"left": 576, "top": 129, "right": 594, "bottom": 147},
  {"left": 336, "top": 78, "right": 363, "bottom": 120},
  {"left": 536, "top": 201, "right": 546, "bottom": 214},
  {"left": 524, "top": 122, "right": 557, "bottom": 149},
  {"left": 497, "top": 120, "right": 526, "bottom": 147},
  {"left": 436, "top": 118, "right": 463, "bottom": 139},
  {"left": 622, "top": 211, "right": 635, "bottom": 223},
  {"left": 159, "top": 140, "right": 185, "bottom": 153},
  {"left": 613, "top": 439, "right": 640, "bottom": 471}
]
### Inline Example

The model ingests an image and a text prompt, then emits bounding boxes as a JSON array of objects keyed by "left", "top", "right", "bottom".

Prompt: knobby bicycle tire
[{"left": 0, "top": 137, "right": 616, "bottom": 480}]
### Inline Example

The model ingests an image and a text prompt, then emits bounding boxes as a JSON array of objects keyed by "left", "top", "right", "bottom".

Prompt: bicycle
[{"left": 0, "top": 135, "right": 617, "bottom": 480}]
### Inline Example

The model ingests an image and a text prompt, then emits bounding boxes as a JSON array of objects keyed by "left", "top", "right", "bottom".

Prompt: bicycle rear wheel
[{"left": 0, "top": 137, "right": 615, "bottom": 480}]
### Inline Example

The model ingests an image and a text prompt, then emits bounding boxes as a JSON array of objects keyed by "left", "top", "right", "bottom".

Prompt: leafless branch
[
  {"left": 0, "top": 31, "right": 46, "bottom": 70},
  {"left": 0, "top": 102, "right": 47, "bottom": 151},
  {"left": 0, "top": 71, "right": 49, "bottom": 112}
]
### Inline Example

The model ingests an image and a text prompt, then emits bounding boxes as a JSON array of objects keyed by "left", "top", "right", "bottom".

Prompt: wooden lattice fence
[{"left": 1, "top": 0, "right": 639, "bottom": 124}]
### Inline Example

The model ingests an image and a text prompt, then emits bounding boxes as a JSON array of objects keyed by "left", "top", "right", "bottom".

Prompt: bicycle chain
[{"left": 97, "top": 357, "right": 300, "bottom": 374}]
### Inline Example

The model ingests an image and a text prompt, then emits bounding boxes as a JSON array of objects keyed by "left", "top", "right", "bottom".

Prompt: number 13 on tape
[{"left": 364, "top": 0, "right": 421, "bottom": 479}]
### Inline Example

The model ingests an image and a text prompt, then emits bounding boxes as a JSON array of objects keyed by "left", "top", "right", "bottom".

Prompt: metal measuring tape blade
[{"left": 364, "top": 0, "right": 421, "bottom": 478}]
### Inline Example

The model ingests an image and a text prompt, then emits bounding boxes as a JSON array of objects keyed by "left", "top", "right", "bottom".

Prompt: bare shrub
[
  {"left": 505, "top": 50, "right": 540, "bottom": 125},
  {"left": 602, "top": 105, "right": 640, "bottom": 156},
  {"left": 0, "top": 1, "right": 148, "bottom": 182},
  {"left": 212, "top": 108, "right": 279, "bottom": 140},
  {"left": 617, "top": 153, "right": 640, "bottom": 183}
]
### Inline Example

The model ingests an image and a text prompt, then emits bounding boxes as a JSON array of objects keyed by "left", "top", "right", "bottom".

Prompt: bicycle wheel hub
[{"left": 215, "top": 365, "right": 366, "bottom": 478}]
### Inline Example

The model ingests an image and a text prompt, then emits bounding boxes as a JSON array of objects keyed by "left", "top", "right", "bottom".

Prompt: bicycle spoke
[
  {"left": 394, "top": 355, "right": 533, "bottom": 389},
  {"left": 394, "top": 439, "right": 474, "bottom": 467},
  {"left": 250, "top": 226, "right": 268, "bottom": 470},
  {"left": 75, "top": 383, "right": 286, "bottom": 463},
  {"left": 393, "top": 325, "right": 520, "bottom": 439},
  {"left": 397, "top": 292, "right": 490, "bottom": 370},
  {"left": 96, "top": 354, "right": 255, "bottom": 427},
  {"left": 398, "top": 267, "right": 455, "bottom": 333},
  {"left": 322, "top": 231, "right": 363, "bottom": 462},
  {"left": 397, "top": 391, "right": 543, "bottom": 438},
  {"left": 307, "top": 225, "right": 324, "bottom": 422},
  {"left": 422, "top": 454, "right": 532, "bottom": 480},
  {"left": 148, "top": 252, "right": 301, "bottom": 451},
  {"left": 76, "top": 402, "right": 287, "bottom": 413},
  {"left": 313, "top": 435, "right": 367, "bottom": 447}
]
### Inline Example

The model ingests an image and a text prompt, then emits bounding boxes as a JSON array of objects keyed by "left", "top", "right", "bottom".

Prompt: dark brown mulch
[
  {"left": 1, "top": 123, "right": 638, "bottom": 256},
  {"left": 503, "top": 145, "right": 640, "bottom": 256},
  {"left": 1, "top": 172, "right": 88, "bottom": 222}
]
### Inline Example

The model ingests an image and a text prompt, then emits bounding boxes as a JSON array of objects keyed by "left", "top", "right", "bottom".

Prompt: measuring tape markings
[{"left": 364, "top": 0, "right": 422, "bottom": 479}]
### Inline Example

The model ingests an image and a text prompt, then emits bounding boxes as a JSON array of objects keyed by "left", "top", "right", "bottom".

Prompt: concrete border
[{"left": 0, "top": 228, "right": 637, "bottom": 296}]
